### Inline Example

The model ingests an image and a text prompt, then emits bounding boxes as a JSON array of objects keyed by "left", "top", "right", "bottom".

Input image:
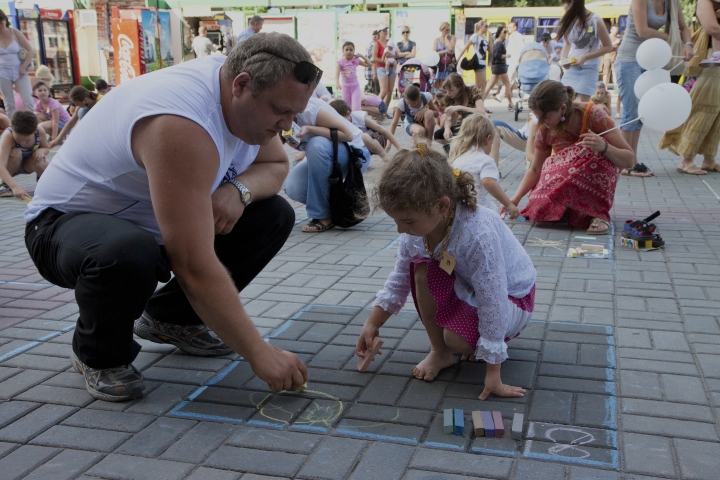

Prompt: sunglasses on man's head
[{"left": 263, "top": 52, "right": 323, "bottom": 85}]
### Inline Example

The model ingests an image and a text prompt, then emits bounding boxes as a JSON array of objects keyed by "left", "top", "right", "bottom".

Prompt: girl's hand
[
  {"left": 479, "top": 377, "right": 526, "bottom": 400},
  {"left": 384, "top": 142, "right": 392, "bottom": 153},
  {"left": 336, "top": 83, "right": 341, "bottom": 92},
  {"left": 355, "top": 323, "right": 380, "bottom": 359},
  {"left": 579, "top": 131, "right": 606, "bottom": 153},
  {"left": 413, "top": 109, "right": 426, "bottom": 122},
  {"left": 683, "top": 44, "right": 694, "bottom": 61},
  {"left": 445, "top": 106, "right": 458, "bottom": 115},
  {"left": 506, "top": 203, "right": 520, "bottom": 220},
  {"left": 297, "top": 125, "right": 311, "bottom": 139},
  {"left": 574, "top": 56, "right": 586, "bottom": 67},
  {"left": 11, "top": 185, "right": 30, "bottom": 200},
  {"left": 499, "top": 197, "right": 519, "bottom": 218},
  {"left": 443, "top": 128, "right": 452, "bottom": 141}
]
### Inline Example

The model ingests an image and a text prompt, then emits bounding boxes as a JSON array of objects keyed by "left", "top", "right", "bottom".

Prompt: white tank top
[{"left": 25, "top": 56, "right": 260, "bottom": 244}]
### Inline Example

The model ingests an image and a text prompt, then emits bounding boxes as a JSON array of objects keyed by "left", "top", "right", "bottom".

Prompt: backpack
[{"left": 328, "top": 129, "right": 369, "bottom": 228}]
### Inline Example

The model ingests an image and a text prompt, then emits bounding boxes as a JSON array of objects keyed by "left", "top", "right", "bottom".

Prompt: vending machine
[
  {"left": 39, "top": 9, "right": 76, "bottom": 95},
  {"left": 111, "top": 16, "right": 146, "bottom": 85}
]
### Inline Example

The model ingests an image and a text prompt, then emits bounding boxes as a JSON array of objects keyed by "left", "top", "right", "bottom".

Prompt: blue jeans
[
  {"left": 615, "top": 61, "right": 644, "bottom": 131},
  {"left": 284, "top": 136, "right": 370, "bottom": 220}
]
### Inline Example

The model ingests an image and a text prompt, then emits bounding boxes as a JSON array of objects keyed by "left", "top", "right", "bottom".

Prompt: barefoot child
[
  {"left": 0, "top": 110, "right": 50, "bottom": 199},
  {"left": 389, "top": 85, "right": 438, "bottom": 144},
  {"left": 336, "top": 42, "right": 372, "bottom": 112},
  {"left": 449, "top": 114, "right": 520, "bottom": 217},
  {"left": 590, "top": 82, "right": 612, "bottom": 117},
  {"left": 33, "top": 80, "right": 71, "bottom": 141},
  {"left": 330, "top": 99, "right": 401, "bottom": 161},
  {"left": 356, "top": 145, "right": 536, "bottom": 400},
  {"left": 361, "top": 93, "right": 387, "bottom": 121}
]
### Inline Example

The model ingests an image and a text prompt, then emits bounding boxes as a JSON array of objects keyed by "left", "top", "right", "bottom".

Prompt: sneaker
[
  {"left": 700, "top": 52, "right": 720, "bottom": 68},
  {"left": 71, "top": 350, "right": 145, "bottom": 402},
  {"left": 134, "top": 312, "right": 232, "bottom": 357}
]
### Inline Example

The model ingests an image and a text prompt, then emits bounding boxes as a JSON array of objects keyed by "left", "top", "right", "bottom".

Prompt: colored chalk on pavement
[
  {"left": 481, "top": 411, "right": 494, "bottom": 438},
  {"left": 512, "top": 413, "right": 524, "bottom": 440},
  {"left": 453, "top": 408, "right": 464, "bottom": 436},
  {"left": 472, "top": 410, "right": 484, "bottom": 437},
  {"left": 492, "top": 411, "right": 504, "bottom": 438},
  {"left": 443, "top": 409, "right": 454, "bottom": 434}
]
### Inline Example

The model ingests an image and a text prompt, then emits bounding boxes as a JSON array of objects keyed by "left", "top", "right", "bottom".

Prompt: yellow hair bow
[
  {"left": 417, "top": 143, "right": 428, "bottom": 157},
  {"left": 452, "top": 168, "right": 461, "bottom": 178}
]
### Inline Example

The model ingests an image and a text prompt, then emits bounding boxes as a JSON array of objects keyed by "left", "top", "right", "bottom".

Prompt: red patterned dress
[{"left": 521, "top": 103, "right": 620, "bottom": 229}]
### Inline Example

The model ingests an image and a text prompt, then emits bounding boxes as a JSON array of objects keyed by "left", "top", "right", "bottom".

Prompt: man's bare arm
[{"left": 133, "top": 114, "right": 307, "bottom": 392}]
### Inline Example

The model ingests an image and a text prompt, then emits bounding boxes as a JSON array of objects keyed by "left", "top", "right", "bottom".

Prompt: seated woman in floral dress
[{"left": 502, "top": 80, "right": 634, "bottom": 235}]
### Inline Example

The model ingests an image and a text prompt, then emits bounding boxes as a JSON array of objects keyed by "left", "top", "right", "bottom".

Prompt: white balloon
[
  {"left": 634, "top": 69, "right": 671, "bottom": 99},
  {"left": 424, "top": 51, "right": 440, "bottom": 67},
  {"left": 636, "top": 38, "right": 672, "bottom": 70},
  {"left": 548, "top": 64, "right": 562, "bottom": 81},
  {"left": 638, "top": 83, "right": 692, "bottom": 131}
]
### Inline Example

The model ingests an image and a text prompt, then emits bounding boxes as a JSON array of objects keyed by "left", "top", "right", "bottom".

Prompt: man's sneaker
[
  {"left": 134, "top": 312, "right": 232, "bottom": 357},
  {"left": 70, "top": 350, "right": 145, "bottom": 402}
]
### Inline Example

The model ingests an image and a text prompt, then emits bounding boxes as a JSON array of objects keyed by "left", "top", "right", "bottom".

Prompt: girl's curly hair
[{"left": 373, "top": 145, "right": 477, "bottom": 215}]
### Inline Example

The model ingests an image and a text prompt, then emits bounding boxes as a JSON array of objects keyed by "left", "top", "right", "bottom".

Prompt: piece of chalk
[
  {"left": 298, "top": 383, "right": 307, "bottom": 392},
  {"left": 453, "top": 408, "right": 464, "bottom": 436},
  {"left": 492, "top": 411, "right": 504, "bottom": 438},
  {"left": 518, "top": 216, "right": 526, "bottom": 222},
  {"left": 573, "top": 236, "right": 596, "bottom": 241},
  {"left": 511, "top": 413, "right": 523, "bottom": 440},
  {"left": 481, "top": 411, "right": 494, "bottom": 438},
  {"left": 444, "top": 409, "right": 454, "bottom": 434},
  {"left": 581, "top": 243, "right": 604, "bottom": 251},
  {"left": 472, "top": 410, "right": 484, "bottom": 437}
]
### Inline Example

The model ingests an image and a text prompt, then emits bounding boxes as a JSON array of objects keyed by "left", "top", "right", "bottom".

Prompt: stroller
[
  {"left": 397, "top": 59, "right": 432, "bottom": 95},
  {"left": 514, "top": 42, "right": 551, "bottom": 121}
]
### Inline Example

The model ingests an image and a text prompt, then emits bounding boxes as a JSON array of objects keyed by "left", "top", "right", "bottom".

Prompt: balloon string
[
  {"left": 575, "top": 117, "right": 642, "bottom": 145},
  {"left": 668, "top": 61, "right": 688, "bottom": 73}
]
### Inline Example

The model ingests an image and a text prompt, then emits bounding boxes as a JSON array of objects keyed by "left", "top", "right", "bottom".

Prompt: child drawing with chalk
[{"left": 356, "top": 145, "right": 537, "bottom": 400}]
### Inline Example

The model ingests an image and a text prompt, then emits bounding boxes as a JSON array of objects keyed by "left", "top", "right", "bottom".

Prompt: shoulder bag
[{"left": 328, "top": 129, "right": 369, "bottom": 228}]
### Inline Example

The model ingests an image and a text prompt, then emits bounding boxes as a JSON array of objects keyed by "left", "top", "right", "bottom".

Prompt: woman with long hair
[
  {"left": 433, "top": 22, "right": 457, "bottom": 88},
  {"left": 484, "top": 27, "right": 514, "bottom": 111},
  {"left": 433, "top": 73, "right": 487, "bottom": 149},
  {"left": 0, "top": 9, "right": 35, "bottom": 117},
  {"left": 372, "top": 25, "right": 397, "bottom": 109},
  {"left": 458, "top": 20, "right": 491, "bottom": 93},
  {"left": 557, "top": 0, "right": 613, "bottom": 102},
  {"left": 615, "top": 0, "right": 694, "bottom": 175},
  {"left": 503, "top": 80, "right": 634, "bottom": 235}
]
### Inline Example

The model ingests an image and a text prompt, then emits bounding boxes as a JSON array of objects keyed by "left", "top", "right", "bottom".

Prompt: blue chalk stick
[
  {"left": 453, "top": 409, "right": 464, "bottom": 436},
  {"left": 481, "top": 411, "right": 494, "bottom": 438}
]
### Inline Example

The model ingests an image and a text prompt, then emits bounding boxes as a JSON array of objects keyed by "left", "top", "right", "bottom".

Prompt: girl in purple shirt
[{"left": 33, "top": 80, "right": 70, "bottom": 141}]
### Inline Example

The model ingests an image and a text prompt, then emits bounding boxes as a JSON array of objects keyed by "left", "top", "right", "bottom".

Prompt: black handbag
[
  {"left": 460, "top": 54, "right": 480, "bottom": 71},
  {"left": 328, "top": 129, "right": 369, "bottom": 228}
]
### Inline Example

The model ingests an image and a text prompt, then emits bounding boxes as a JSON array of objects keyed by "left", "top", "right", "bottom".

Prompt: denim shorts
[
  {"left": 615, "top": 60, "right": 644, "bottom": 131},
  {"left": 378, "top": 101, "right": 387, "bottom": 115},
  {"left": 377, "top": 66, "right": 396, "bottom": 78}
]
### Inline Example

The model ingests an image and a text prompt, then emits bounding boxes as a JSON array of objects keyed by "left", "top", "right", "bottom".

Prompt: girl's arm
[
  {"left": 509, "top": 147, "right": 552, "bottom": 206},
  {"left": 458, "top": 39, "right": 473, "bottom": 58},
  {"left": 356, "top": 54, "right": 372, "bottom": 67},
  {"left": 365, "top": 118, "right": 402, "bottom": 150},
  {"left": 335, "top": 62, "right": 341, "bottom": 90},
  {"left": 388, "top": 106, "right": 402, "bottom": 135},
  {"left": 300, "top": 109, "right": 354, "bottom": 142},
  {"left": 49, "top": 113, "right": 79, "bottom": 148},
  {"left": 577, "top": 17, "right": 613, "bottom": 64},
  {"left": 525, "top": 121, "right": 538, "bottom": 162},
  {"left": 428, "top": 98, "right": 439, "bottom": 112},
  {"left": 36, "top": 125, "right": 51, "bottom": 152},
  {"left": 579, "top": 128, "right": 634, "bottom": 169},
  {"left": 13, "top": 29, "right": 34, "bottom": 74},
  {"left": 561, "top": 40, "right": 571, "bottom": 61},
  {"left": 50, "top": 108, "right": 60, "bottom": 139},
  {"left": 482, "top": 177, "right": 520, "bottom": 219}
]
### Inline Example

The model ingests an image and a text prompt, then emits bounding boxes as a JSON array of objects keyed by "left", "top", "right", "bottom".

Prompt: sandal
[
  {"left": 587, "top": 218, "right": 610, "bottom": 236},
  {"left": 507, "top": 104, "right": 514, "bottom": 111},
  {"left": 702, "top": 161, "right": 720, "bottom": 173},
  {"left": 0, "top": 183, "right": 13, "bottom": 198},
  {"left": 677, "top": 163, "right": 707, "bottom": 175},
  {"left": 622, "top": 163, "right": 654, "bottom": 177},
  {"left": 302, "top": 219, "right": 334, "bottom": 233}
]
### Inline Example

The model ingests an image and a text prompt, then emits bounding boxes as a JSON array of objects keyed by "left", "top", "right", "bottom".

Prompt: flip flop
[
  {"left": 701, "top": 161, "right": 720, "bottom": 173},
  {"left": 677, "top": 163, "right": 707, "bottom": 175},
  {"left": 587, "top": 218, "right": 610, "bottom": 236},
  {"left": 302, "top": 219, "right": 334, "bottom": 233},
  {"left": 0, "top": 183, "right": 13, "bottom": 198},
  {"left": 622, "top": 163, "right": 654, "bottom": 177}
]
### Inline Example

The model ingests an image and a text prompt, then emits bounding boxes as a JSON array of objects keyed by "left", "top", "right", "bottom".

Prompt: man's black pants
[{"left": 25, "top": 196, "right": 294, "bottom": 369}]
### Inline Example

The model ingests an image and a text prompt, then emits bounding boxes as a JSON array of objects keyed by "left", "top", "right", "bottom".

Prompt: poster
[
  {"left": 297, "top": 11, "right": 336, "bottom": 88},
  {"left": 158, "top": 11, "right": 173, "bottom": 66},
  {"left": 393, "top": 9, "right": 450, "bottom": 66},
  {"left": 260, "top": 16, "right": 295, "bottom": 38},
  {"left": 140, "top": 10, "right": 161, "bottom": 71},
  {"left": 112, "top": 18, "right": 143, "bottom": 85},
  {"left": 338, "top": 13, "right": 390, "bottom": 91}
]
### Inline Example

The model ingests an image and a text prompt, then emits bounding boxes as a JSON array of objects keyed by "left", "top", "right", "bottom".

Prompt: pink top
[
  {"left": 362, "top": 94, "right": 382, "bottom": 107},
  {"left": 34, "top": 97, "right": 71, "bottom": 123},
  {"left": 14, "top": 93, "right": 38, "bottom": 110},
  {"left": 338, "top": 57, "right": 360, "bottom": 85}
]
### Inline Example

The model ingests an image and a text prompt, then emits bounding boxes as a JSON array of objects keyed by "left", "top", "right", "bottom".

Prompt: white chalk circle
[
  {"left": 634, "top": 68, "right": 671, "bottom": 100},
  {"left": 638, "top": 83, "right": 692, "bottom": 131}
]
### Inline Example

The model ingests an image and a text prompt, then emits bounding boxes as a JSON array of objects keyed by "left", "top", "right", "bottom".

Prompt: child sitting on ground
[
  {"left": 33, "top": 80, "right": 71, "bottom": 142},
  {"left": 356, "top": 145, "right": 537, "bottom": 400},
  {"left": 590, "top": 82, "right": 612, "bottom": 117},
  {"left": 389, "top": 85, "right": 438, "bottom": 144},
  {"left": 449, "top": 114, "right": 519, "bottom": 217},
  {"left": 0, "top": 110, "right": 50, "bottom": 199},
  {"left": 361, "top": 93, "right": 387, "bottom": 121},
  {"left": 330, "top": 99, "right": 401, "bottom": 162}
]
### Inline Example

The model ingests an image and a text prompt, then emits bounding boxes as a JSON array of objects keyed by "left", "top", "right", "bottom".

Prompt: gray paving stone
[
  {"left": 0, "top": 369, "right": 55, "bottom": 399},
  {"left": 24, "top": 448, "right": 102, "bottom": 480},
  {"left": 619, "top": 370, "right": 662, "bottom": 400},
  {"left": 409, "top": 447, "right": 513, "bottom": 478},
  {"left": 177, "top": 401, "right": 254, "bottom": 422},
  {"left": 86, "top": 453, "right": 194, "bottom": 480},
  {"left": 575, "top": 393, "right": 615, "bottom": 428},
  {"left": 126, "top": 382, "right": 196, "bottom": 416},
  {"left": 0, "top": 403, "right": 76, "bottom": 442},
  {"left": 16, "top": 384, "right": 94, "bottom": 407},
  {"left": 142, "top": 366, "right": 216, "bottom": 385},
  {"left": 298, "top": 436, "right": 366, "bottom": 480},
  {"left": 298, "top": 323, "right": 344, "bottom": 343},
  {"left": 343, "top": 403, "right": 433, "bottom": 427},
  {"left": 248, "top": 395, "right": 310, "bottom": 427},
  {"left": 674, "top": 438, "right": 720, "bottom": 480},
  {"left": 0, "top": 445, "right": 60, "bottom": 480},
  {"left": 536, "top": 376, "right": 611, "bottom": 395},
  {"left": 542, "top": 341, "right": 578, "bottom": 364},
  {"left": 512, "top": 459, "right": 566, "bottom": 479},
  {"left": 227, "top": 426, "right": 321, "bottom": 454},
  {"left": 184, "top": 467, "right": 240, "bottom": 480},
  {"left": 357, "top": 375, "right": 409, "bottom": 405},
  {"left": 31, "top": 424, "right": 131, "bottom": 452},
  {"left": 538, "top": 363, "right": 609, "bottom": 381},
  {"left": 697, "top": 354, "right": 720, "bottom": 378},
  {"left": 335, "top": 417, "right": 425, "bottom": 444},
  {"left": 0, "top": 399, "right": 38, "bottom": 428},
  {"left": 579, "top": 344, "right": 614, "bottom": 367},
  {"left": 660, "top": 374, "right": 708, "bottom": 404},
  {"left": 161, "top": 421, "right": 236, "bottom": 464},
  {"left": 422, "top": 413, "right": 468, "bottom": 450},
  {"left": 528, "top": 390, "right": 573, "bottom": 424},
  {"left": 153, "top": 354, "right": 231, "bottom": 372},
  {"left": 348, "top": 441, "right": 414, "bottom": 480},
  {"left": 205, "top": 446, "right": 306, "bottom": 477},
  {"left": 568, "top": 466, "right": 621, "bottom": 480},
  {"left": 405, "top": 470, "right": 489, "bottom": 480},
  {"left": 396, "top": 379, "right": 448, "bottom": 410},
  {"left": 621, "top": 397, "right": 714, "bottom": 422},
  {"left": 117, "top": 417, "right": 195, "bottom": 457},
  {"left": 308, "top": 345, "right": 354, "bottom": 370},
  {"left": 61, "top": 408, "right": 156, "bottom": 432},
  {"left": 622, "top": 414, "right": 718, "bottom": 441},
  {"left": 397, "top": 330, "right": 432, "bottom": 352}
]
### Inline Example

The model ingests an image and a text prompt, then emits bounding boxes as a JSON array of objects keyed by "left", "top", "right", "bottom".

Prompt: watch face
[{"left": 242, "top": 191, "right": 252, "bottom": 204}]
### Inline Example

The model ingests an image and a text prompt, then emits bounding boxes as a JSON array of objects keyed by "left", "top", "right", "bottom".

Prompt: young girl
[
  {"left": 33, "top": 80, "right": 71, "bottom": 141},
  {"left": 330, "top": 99, "right": 401, "bottom": 162},
  {"left": 360, "top": 93, "right": 387, "bottom": 121},
  {"left": 356, "top": 145, "right": 536, "bottom": 399},
  {"left": 449, "top": 114, "right": 519, "bottom": 217},
  {"left": 590, "top": 82, "right": 612, "bottom": 116},
  {"left": 49, "top": 86, "right": 103, "bottom": 148},
  {"left": 0, "top": 110, "right": 50, "bottom": 199},
  {"left": 389, "top": 85, "right": 438, "bottom": 144},
  {"left": 336, "top": 42, "right": 372, "bottom": 112}
]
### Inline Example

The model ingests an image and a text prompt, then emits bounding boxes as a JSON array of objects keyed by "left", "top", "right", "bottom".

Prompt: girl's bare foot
[{"left": 412, "top": 349, "right": 456, "bottom": 381}]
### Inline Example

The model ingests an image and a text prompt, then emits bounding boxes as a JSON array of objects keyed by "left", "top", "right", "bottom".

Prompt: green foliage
[{"left": 680, "top": 0, "right": 696, "bottom": 24}]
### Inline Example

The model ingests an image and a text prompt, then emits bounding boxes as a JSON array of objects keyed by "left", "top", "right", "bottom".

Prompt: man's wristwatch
[{"left": 228, "top": 179, "right": 252, "bottom": 207}]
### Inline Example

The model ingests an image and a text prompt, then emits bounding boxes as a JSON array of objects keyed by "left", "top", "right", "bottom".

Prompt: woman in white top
[
  {"left": 284, "top": 97, "right": 370, "bottom": 233},
  {"left": 0, "top": 9, "right": 35, "bottom": 117},
  {"left": 557, "top": 0, "right": 613, "bottom": 101},
  {"left": 458, "top": 20, "right": 491, "bottom": 93}
]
